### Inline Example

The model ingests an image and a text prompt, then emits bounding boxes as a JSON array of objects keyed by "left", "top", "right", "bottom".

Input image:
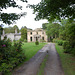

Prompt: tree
[
  {"left": 0, "top": 25, "right": 3, "bottom": 40},
  {"left": 0, "top": 0, "right": 27, "bottom": 25},
  {"left": 13, "top": 25, "right": 19, "bottom": 33},
  {"left": 42, "top": 23, "right": 48, "bottom": 30},
  {"left": 4, "top": 25, "right": 19, "bottom": 33},
  {"left": 21, "top": 26, "right": 27, "bottom": 40},
  {"left": 30, "top": 0, "right": 75, "bottom": 21},
  {"left": 46, "top": 23, "right": 61, "bottom": 38}
]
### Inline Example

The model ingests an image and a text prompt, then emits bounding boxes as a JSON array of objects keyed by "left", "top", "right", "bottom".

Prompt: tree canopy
[
  {"left": 0, "top": 0, "right": 27, "bottom": 25},
  {"left": 4, "top": 25, "right": 19, "bottom": 33},
  {"left": 30, "top": 0, "right": 75, "bottom": 21}
]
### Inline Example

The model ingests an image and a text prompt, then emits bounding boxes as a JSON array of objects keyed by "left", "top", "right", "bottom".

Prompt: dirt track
[{"left": 13, "top": 43, "right": 64, "bottom": 75}]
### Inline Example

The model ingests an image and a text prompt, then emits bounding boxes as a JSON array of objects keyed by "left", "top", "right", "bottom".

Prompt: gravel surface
[
  {"left": 13, "top": 43, "right": 64, "bottom": 75},
  {"left": 13, "top": 44, "right": 48, "bottom": 75},
  {"left": 44, "top": 43, "right": 64, "bottom": 75}
]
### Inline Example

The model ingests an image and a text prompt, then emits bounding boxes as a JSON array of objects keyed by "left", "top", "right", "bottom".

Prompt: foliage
[
  {"left": 0, "top": 0, "right": 27, "bottom": 25},
  {"left": 46, "top": 23, "right": 60, "bottom": 38},
  {"left": 21, "top": 26, "right": 27, "bottom": 41},
  {"left": 42, "top": 23, "right": 48, "bottom": 30},
  {"left": 24, "top": 39, "right": 27, "bottom": 42},
  {"left": 63, "top": 41, "right": 71, "bottom": 53},
  {"left": 55, "top": 44, "right": 75, "bottom": 75},
  {"left": 35, "top": 41, "right": 39, "bottom": 45},
  {"left": 0, "top": 39, "right": 25, "bottom": 73},
  {"left": 53, "top": 38, "right": 63, "bottom": 46},
  {"left": 57, "top": 40, "right": 63, "bottom": 46},
  {"left": 4, "top": 25, "right": 19, "bottom": 33},
  {"left": 40, "top": 39, "right": 46, "bottom": 42},
  {"left": 29, "top": 0, "right": 75, "bottom": 21}
]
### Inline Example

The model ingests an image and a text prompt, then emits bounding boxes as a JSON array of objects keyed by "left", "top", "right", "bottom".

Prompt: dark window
[
  {"left": 42, "top": 37, "right": 44, "bottom": 40},
  {"left": 30, "top": 37, "right": 32, "bottom": 41},
  {"left": 36, "top": 37, "right": 38, "bottom": 41},
  {"left": 30, "top": 32, "right": 32, "bottom": 35},
  {"left": 36, "top": 32, "right": 38, "bottom": 34}
]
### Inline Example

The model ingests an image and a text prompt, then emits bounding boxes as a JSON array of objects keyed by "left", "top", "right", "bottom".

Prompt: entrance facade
[{"left": 27, "top": 28, "right": 48, "bottom": 42}]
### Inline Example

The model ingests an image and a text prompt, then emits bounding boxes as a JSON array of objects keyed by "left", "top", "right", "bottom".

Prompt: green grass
[
  {"left": 22, "top": 42, "right": 47, "bottom": 61},
  {"left": 55, "top": 44, "right": 75, "bottom": 75},
  {"left": 37, "top": 55, "right": 48, "bottom": 75}
]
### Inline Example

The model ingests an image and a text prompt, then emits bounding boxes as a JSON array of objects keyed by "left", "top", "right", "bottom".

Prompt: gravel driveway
[{"left": 13, "top": 43, "right": 64, "bottom": 75}]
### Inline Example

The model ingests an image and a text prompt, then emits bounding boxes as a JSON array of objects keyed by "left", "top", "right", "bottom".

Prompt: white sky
[{"left": 2, "top": 0, "right": 48, "bottom": 30}]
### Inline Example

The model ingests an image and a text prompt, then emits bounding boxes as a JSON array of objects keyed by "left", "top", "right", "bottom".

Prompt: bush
[
  {"left": 63, "top": 41, "right": 71, "bottom": 53},
  {"left": 53, "top": 39, "right": 58, "bottom": 43},
  {"left": 35, "top": 41, "right": 39, "bottom": 45},
  {"left": 24, "top": 39, "right": 27, "bottom": 42},
  {"left": 40, "top": 39, "right": 46, "bottom": 42},
  {"left": 57, "top": 40, "right": 63, "bottom": 46},
  {"left": 0, "top": 39, "right": 26, "bottom": 74}
]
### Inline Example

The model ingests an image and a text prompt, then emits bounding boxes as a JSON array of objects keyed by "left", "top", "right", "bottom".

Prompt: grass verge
[
  {"left": 22, "top": 42, "right": 47, "bottom": 61},
  {"left": 55, "top": 44, "right": 75, "bottom": 75},
  {"left": 37, "top": 55, "right": 48, "bottom": 75}
]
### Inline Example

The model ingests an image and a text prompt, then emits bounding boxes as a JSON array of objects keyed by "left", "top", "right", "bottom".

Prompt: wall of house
[
  {"left": 27, "top": 30, "right": 48, "bottom": 42},
  {"left": 14, "top": 35, "right": 21, "bottom": 40}
]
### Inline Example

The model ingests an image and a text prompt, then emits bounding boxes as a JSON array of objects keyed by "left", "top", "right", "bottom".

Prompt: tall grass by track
[
  {"left": 22, "top": 42, "right": 47, "bottom": 61},
  {"left": 55, "top": 44, "right": 75, "bottom": 75}
]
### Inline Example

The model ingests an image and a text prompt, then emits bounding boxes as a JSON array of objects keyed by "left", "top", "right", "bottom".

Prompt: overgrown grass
[
  {"left": 22, "top": 42, "right": 47, "bottom": 61},
  {"left": 37, "top": 55, "right": 48, "bottom": 75},
  {"left": 55, "top": 44, "right": 75, "bottom": 75}
]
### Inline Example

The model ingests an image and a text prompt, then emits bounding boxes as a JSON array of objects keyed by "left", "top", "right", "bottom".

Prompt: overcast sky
[{"left": 3, "top": 0, "right": 48, "bottom": 30}]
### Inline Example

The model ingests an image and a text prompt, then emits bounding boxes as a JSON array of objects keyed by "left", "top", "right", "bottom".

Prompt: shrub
[
  {"left": 0, "top": 39, "right": 26, "bottom": 74},
  {"left": 63, "top": 41, "right": 71, "bottom": 53},
  {"left": 35, "top": 41, "right": 39, "bottom": 45},
  {"left": 24, "top": 39, "right": 27, "bottom": 42},
  {"left": 53, "top": 39, "right": 58, "bottom": 43},
  {"left": 40, "top": 39, "right": 46, "bottom": 42},
  {"left": 57, "top": 40, "right": 63, "bottom": 46},
  {"left": 71, "top": 47, "right": 75, "bottom": 55}
]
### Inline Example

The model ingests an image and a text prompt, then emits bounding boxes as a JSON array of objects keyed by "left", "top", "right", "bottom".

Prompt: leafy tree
[
  {"left": 0, "top": 25, "right": 3, "bottom": 40},
  {"left": 0, "top": 0, "right": 27, "bottom": 25},
  {"left": 46, "top": 23, "right": 61, "bottom": 38},
  {"left": 29, "top": 0, "right": 75, "bottom": 21},
  {"left": 59, "top": 19, "right": 68, "bottom": 40},
  {"left": 21, "top": 26, "right": 27, "bottom": 40},
  {"left": 13, "top": 25, "right": 19, "bottom": 33},
  {"left": 42, "top": 23, "right": 48, "bottom": 30},
  {"left": 4, "top": 25, "right": 19, "bottom": 33}
]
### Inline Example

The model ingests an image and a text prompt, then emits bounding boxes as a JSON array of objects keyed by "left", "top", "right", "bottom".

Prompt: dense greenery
[
  {"left": 0, "top": 0, "right": 27, "bottom": 25},
  {"left": 56, "top": 44, "right": 75, "bottom": 75},
  {"left": 46, "top": 23, "right": 60, "bottom": 38},
  {"left": 42, "top": 19, "right": 75, "bottom": 55},
  {"left": 30, "top": 0, "right": 75, "bottom": 21},
  {"left": 0, "top": 39, "right": 25, "bottom": 74},
  {"left": 4, "top": 25, "right": 19, "bottom": 33},
  {"left": 20, "top": 26, "right": 27, "bottom": 41}
]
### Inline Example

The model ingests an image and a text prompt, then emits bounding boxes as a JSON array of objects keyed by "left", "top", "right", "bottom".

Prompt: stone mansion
[
  {"left": 27, "top": 28, "right": 48, "bottom": 42},
  {"left": 1, "top": 28, "right": 48, "bottom": 42}
]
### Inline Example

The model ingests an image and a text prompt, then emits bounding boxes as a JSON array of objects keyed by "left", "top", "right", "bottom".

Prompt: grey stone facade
[{"left": 1, "top": 29, "right": 21, "bottom": 41}]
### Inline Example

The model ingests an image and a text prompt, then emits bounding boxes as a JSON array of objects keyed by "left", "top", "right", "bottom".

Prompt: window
[
  {"left": 30, "top": 37, "right": 32, "bottom": 41},
  {"left": 42, "top": 37, "right": 44, "bottom": 40},
  {"left": 30, "top": 32, "right": 32, "bottom": 35}
]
